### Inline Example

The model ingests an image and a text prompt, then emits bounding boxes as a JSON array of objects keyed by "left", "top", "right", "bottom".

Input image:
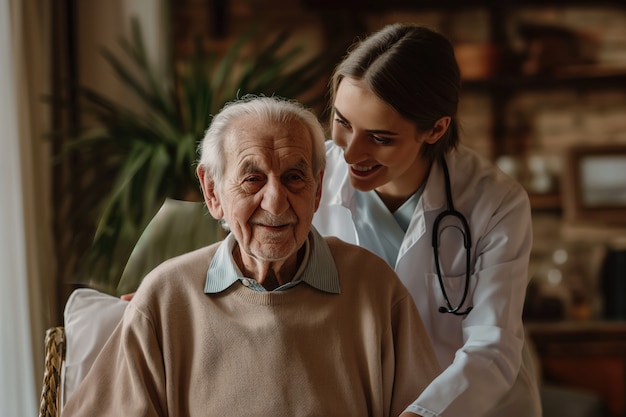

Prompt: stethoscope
[{"left": 432, "top": 157, "right": 473, "bottom": 316}]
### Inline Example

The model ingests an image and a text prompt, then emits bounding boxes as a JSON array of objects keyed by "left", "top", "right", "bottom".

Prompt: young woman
[{"left": 312, "top": 23, "right": 542, "bottom": 417}]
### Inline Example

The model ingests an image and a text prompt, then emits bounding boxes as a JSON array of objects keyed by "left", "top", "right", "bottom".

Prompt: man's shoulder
[
  {"left": 323, "top": 235, "right": 372, "bottom": 256},
  {"left": 124, "top": 240, "right": 224, "bottom": 321},
  {"left": 323, "top": 237, "right": 401, "bottom": 281},
  {"left": 323, "top": 236, "right": 412, "bottom": 308},
  {"left": 135, "top": 241, "right": 222, "bottom": 295}
]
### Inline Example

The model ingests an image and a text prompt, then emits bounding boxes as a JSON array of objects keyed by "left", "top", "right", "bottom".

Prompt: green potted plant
[{"left": 60, "top": 19, "right": 330, "bottom": 294}]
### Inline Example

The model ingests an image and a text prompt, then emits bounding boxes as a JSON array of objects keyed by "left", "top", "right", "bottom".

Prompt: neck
[
  {"left": 233, "top": 246, "right": 303, "bottom": 291},
  {"left": 376, "top": 161, "right": 432, "bottom": 213},
  {"left": 374, "top": 192, "right": 412, "bottom": 213}
]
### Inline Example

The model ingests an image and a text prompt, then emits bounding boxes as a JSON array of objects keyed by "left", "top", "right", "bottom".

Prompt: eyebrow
[
  {"left": 290, "top": 159, "right": 312, "bottom": 174},
  {"left": 239, "top": 159, "right": 260, "bottom": 175},
  {"left": 333, "top": 107, "right": 400, "bottom": 136},
  {"left": 239, "top": 158, "right": 312, "bottom": 176}
]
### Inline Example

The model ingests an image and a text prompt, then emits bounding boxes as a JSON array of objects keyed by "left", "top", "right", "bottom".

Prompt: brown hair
[{"left": 330, "top": 23, "right": 461, "bottom": 161}]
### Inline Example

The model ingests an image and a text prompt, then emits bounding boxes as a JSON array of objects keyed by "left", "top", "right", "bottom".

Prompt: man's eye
[
  {"left": 244, "top": 176, "right": 261, "bottom": 183},
  {"left": 284, "top": 172, "right": 310, "bottom": 191},
  {"left": 371, "top": 135, "right": 391, "bottom": 145},
  {"left": 241, "top": 176, "right": 264, "bottom": 193},
  {"left": 285, "top": 173, "right": 303, "bottom": 182}
]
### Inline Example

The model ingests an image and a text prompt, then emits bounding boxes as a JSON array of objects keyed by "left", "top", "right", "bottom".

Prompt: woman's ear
[
  {"left": 197, "top": 165, "right": 223, "bottom": 220},
  {"left": 424, "top": 116, "right": 451, "bottom": 144}
]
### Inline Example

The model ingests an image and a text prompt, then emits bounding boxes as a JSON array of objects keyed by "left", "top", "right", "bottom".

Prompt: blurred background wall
[
  {"left": 2, "top": 0, "right": 626, "bottom": 414},
  {"left": 58, "top": 0, "right": 626, "bottom": 314}
]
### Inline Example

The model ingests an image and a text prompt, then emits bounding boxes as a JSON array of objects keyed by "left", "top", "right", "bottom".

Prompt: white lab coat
[{"left": 313, "top": 142, "right": 542, "bottom": 417}]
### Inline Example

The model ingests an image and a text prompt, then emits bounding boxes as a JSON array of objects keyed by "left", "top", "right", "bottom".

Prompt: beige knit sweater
[{"left": 62, "top": 237, "right": 440, "bottom": 417}]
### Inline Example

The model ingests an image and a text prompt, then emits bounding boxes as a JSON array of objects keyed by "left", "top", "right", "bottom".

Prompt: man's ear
[
  {"left": 314, "top": 169, "right": 324, "bottom": 212},
  {"left": 424, "top": 116, "right": 451, "bottom": 144},
  {"left": 197, "top": 165, "right": 223, "bottom": 220}
]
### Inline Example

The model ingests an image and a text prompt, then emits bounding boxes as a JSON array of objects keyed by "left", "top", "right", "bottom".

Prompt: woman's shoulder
[
  {"left": 450, "top": 146, "right": 530, "bottom": 224},
  {"left": 319, "top": 141, "right": 351, "bottom": 203},
  {"left": 324, "top": 140, "right": 344, "bottom": 166},
  {"left": 453, "top": 145, "right": 526, "bottom": 195}
]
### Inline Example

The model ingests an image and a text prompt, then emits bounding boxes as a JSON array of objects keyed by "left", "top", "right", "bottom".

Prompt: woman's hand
[{"left": 120, "top": 292, "right": 135, "bottom": 301}]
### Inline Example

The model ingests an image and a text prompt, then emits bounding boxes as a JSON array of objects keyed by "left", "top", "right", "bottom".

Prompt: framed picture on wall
[{"left": 561, "top": 143, "right": 626, "bottom": 224}]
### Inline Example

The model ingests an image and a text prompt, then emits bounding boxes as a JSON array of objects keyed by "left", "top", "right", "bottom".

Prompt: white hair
[{"left": 197, "top": 95, "right": 326, "bottom": 189}]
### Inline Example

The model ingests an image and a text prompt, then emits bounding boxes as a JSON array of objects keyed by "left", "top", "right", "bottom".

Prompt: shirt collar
[
  {"left": 422, "top": 152, "right": 453, "bottom": 212},
  {"left": 204, "top": 227, "right": 340, "bottom": 294}
]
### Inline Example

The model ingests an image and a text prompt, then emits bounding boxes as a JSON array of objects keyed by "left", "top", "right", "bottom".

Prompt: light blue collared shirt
[
  {"left": 354, "top": 185, "right": 423, "bottom": 267},
  {"left": 204, "top": 228, "right": 340, "bottom": 294}
]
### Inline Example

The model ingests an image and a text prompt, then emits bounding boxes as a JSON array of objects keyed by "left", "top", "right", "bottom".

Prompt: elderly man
[{"left": 62, "top": 95, "right": 440, "bottom": 417}]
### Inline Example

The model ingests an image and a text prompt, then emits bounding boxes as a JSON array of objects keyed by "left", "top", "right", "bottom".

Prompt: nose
[
  {"left": 260, "top": 177, "right": 289, "bottom": 216},
  {"left": 341, "top": 132, "right": 365, "bottom": 164}
]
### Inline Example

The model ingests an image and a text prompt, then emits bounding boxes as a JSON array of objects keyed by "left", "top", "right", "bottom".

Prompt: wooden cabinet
[{"left": 527, "top": 321, "right": 626, "bottom": 417}]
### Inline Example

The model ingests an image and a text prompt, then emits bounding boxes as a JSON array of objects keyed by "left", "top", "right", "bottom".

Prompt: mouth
[
  {"left": 254, "top": 219, "right": 294, "bottom": 231},
  {"left": 260, "top": 224, "right": 289, "bottom": 230},
  {"left": 350, "top": 164, "right": 381, "bottom": 177}
]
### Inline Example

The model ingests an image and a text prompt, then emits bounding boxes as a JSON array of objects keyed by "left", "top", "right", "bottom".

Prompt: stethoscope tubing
[{"left": 432, "top": 158, "right": 473, "bottom": 316}]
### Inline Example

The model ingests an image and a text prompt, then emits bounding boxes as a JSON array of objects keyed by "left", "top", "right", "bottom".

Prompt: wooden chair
[
  {"left": 38, "top": 326, "right": 65, "bottom": 417},
  {"left": 36, "top": 199, "right": 223, "bottom": 416},
  {"left": 36, "top": 288, "right": 128, "bottom": 416}
]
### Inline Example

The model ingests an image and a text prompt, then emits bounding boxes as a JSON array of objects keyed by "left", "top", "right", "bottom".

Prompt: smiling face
[
  {"left": 198, "top": 114, "right": 322, "bottom": 277},
  {"left": 332, "top": 77, "right": 441, "bottom": 210}
]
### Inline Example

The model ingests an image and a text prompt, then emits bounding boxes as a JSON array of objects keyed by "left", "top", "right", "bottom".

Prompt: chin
[
  {"left": 253, "top": 242, "right": 297, "bottom": 261},
  {"left": 349, "top": 176, "right": 377, "bottom": 192}
]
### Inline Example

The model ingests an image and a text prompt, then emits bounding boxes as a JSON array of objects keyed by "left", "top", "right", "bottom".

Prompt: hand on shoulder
[{"left": 120, "top": 292, "right": 135, "bottom": 301}]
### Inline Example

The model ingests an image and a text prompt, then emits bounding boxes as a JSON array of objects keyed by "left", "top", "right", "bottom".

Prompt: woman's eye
[{"left": 334, "top": 118, "right": 349, "bottom": 128}]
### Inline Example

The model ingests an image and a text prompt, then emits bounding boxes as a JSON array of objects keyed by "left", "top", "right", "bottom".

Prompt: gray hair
[{"left": 197, "top": 95, "right": 326, "bottom": 189}]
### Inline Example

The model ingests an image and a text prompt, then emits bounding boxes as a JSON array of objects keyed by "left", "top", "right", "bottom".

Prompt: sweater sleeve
[{"left": 61, "top": 303, "right": 167, "bottom": 417}]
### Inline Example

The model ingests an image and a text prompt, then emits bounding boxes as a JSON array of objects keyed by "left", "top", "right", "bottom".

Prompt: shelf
[
  {"left": 302, "top": 0, "right": 625, "bottom": 11},
  {"left": 526, "top": 320, "right": 626, "bottom": 342},
  {"left": 526, "top": 320, "right": 626, "bottom": 417},
  {"left": 529, "top": 192, "right": 561, "bottom": 211},
  {"left": 463, "top": 70, "right": 626, "bottom": 93}
]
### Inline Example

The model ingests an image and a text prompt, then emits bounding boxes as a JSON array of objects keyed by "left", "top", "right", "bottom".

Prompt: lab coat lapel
[{"left": 397, "top": 156, "right": 450, "bottom": 264}]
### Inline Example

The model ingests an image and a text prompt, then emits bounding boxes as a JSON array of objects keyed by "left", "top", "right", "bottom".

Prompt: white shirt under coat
[{"left": 313, "top": 141, "right": 542, "bottom": 417}]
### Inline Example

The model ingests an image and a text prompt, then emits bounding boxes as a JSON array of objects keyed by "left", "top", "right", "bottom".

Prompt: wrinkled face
[
  {"left": 332, "top": 77, "right": 435, "bottom": 202},
  {"left": 201, "top": 115, "right": 322, "bottom": 265}
]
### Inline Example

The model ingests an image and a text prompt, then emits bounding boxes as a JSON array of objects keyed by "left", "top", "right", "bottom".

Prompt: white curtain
[
  {"left": 0, "top": 0, "right": 167, "bottom": 413},
  {"left": 0, "top": 0, "right": 54, "bottom": 415}
]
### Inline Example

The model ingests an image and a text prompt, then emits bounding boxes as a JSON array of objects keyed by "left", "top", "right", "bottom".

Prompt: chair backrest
[
  {"left": 38, "top": 288, "right": 128, "bottom": 415},
  {"left": 38, "top": 199, "right": 223, "bottom": 414},
  {"left": 38, "top": 326, "right": 65, "bottom": 417}
]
